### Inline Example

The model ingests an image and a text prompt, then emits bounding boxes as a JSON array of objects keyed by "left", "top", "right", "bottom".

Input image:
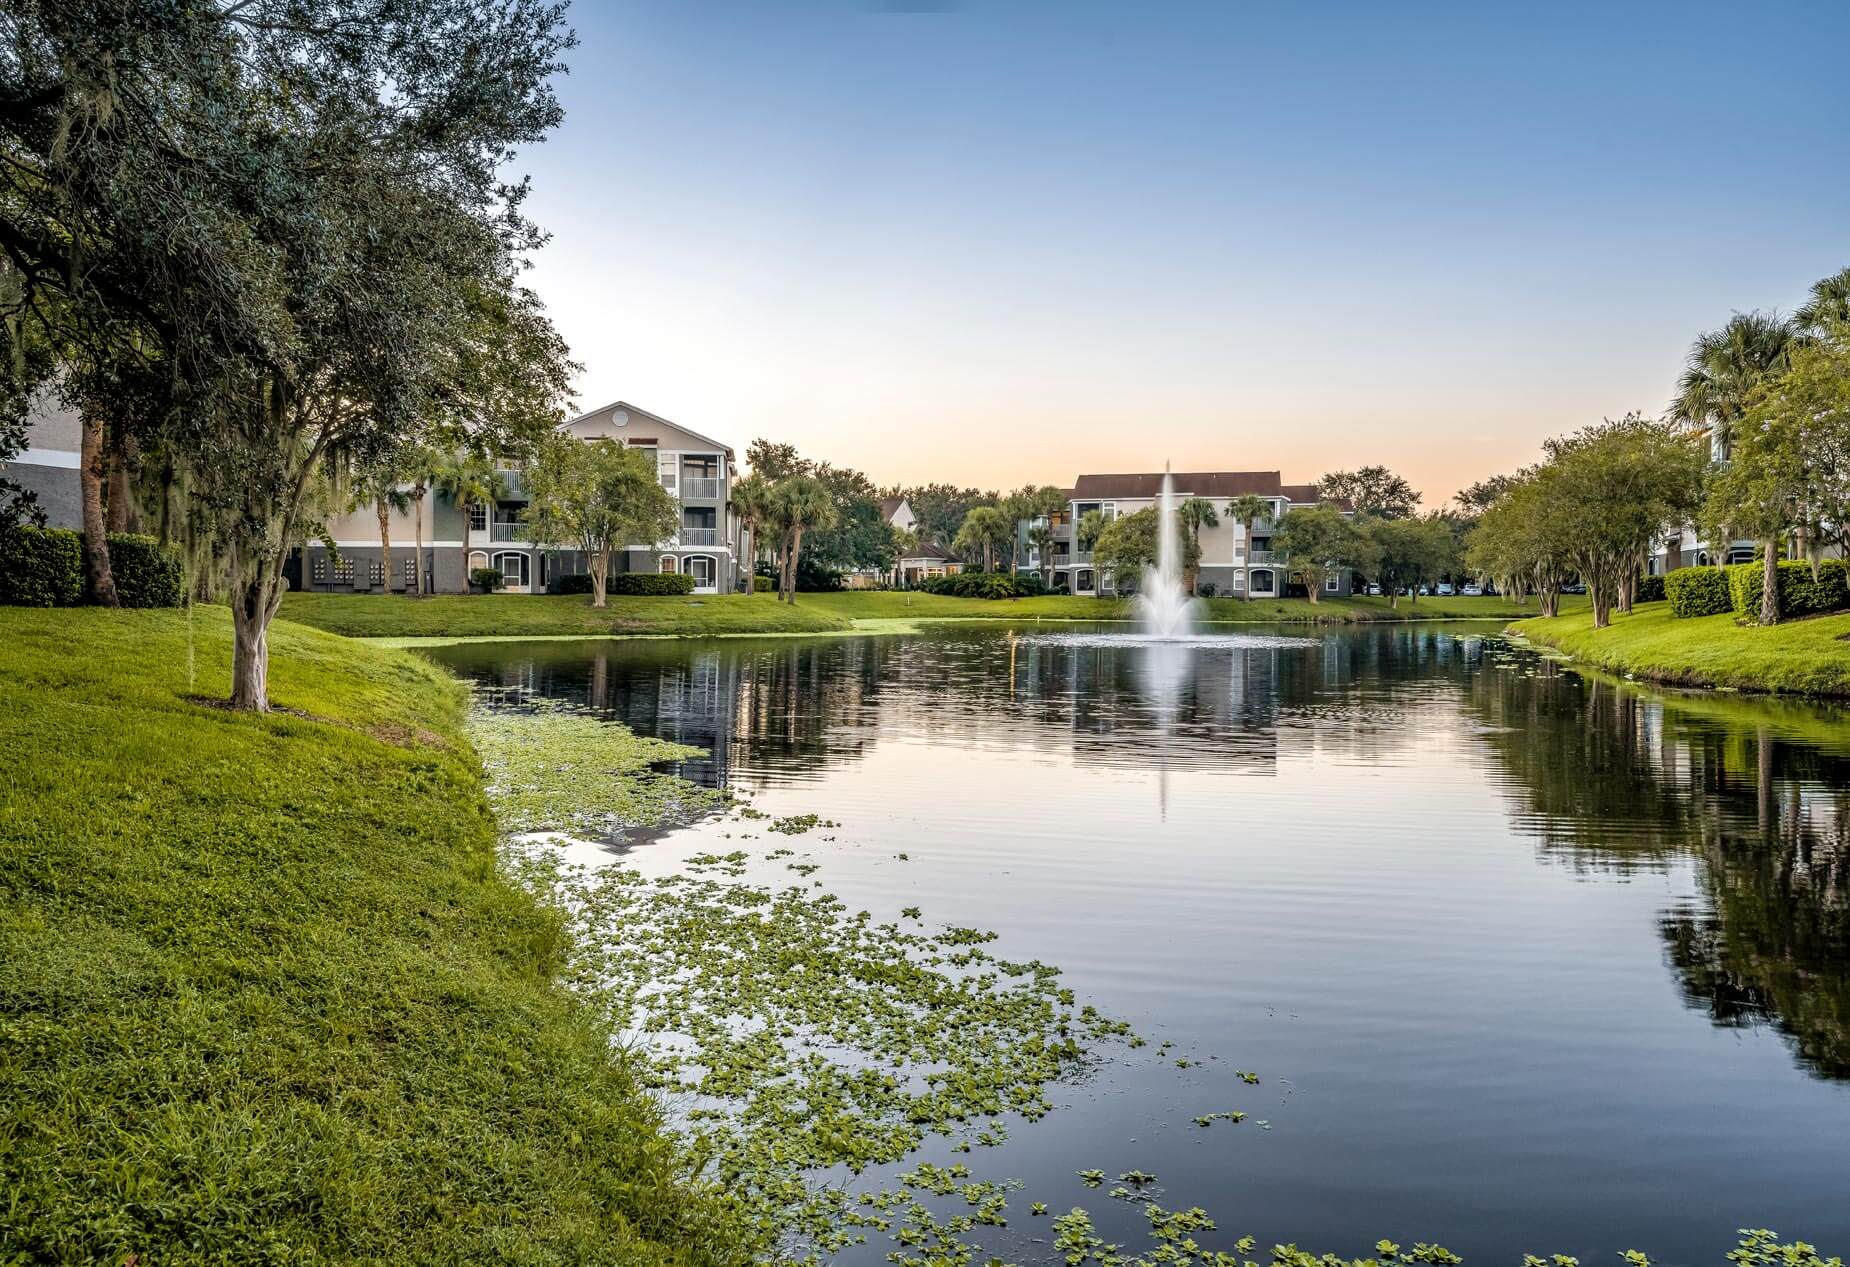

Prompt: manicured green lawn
[
  {"left": 1511, "top": 601, "right": 1850, "bottom": 696},
  {"left": 280, "top": 590, "right": 850, "bottom": 638},
  {"left": 0, "top": 607, "right": 754, "bottom": 1266}
]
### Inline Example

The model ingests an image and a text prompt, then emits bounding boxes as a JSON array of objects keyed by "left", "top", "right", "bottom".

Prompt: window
[
  {"left": 685, "top": 556, "right": 716, "bottom": 590},
  {"left": 468, "top": 502, "right": 486, "bottom": 531},
  {"left": 659, "top": 555, "right": 679, "bottom": 574},
  {"left": 492, "top": 551, "right": 528, "bottom": 589},
  {"left": 1077, "top": 569, "right": 1095, "bottom": 592},
  {"left": 1232, "top": 572, "right": 1245, "bottom": 591},
  {"left": 1324, "top": 576, "right": 1340, "bottom": 593},
  {"left": 467, "top": 550, "right": 489, "bottom": 572}
]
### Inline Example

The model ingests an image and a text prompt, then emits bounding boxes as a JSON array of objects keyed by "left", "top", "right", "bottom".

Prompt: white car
[
  {"left": 1461, "top": 584, "right": 1482, "bottom": 596},
  {"left": 1437, "top": 583, "right": 1455, "bottom": 596}
]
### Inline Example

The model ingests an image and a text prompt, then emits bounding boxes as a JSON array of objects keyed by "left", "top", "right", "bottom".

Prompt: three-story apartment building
[
  {"left": 296, "top": 400, "right": 750, "bottom": 595},
  {"left": 1026, "top": 470, "right": 1351, "bottom": 597}
]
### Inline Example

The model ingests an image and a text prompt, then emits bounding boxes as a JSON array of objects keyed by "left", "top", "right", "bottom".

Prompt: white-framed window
[
  {"left": 468, "top": 502, "right": 487, "bottom": 531},
  {"left": 1324, "top": 576, "right": 1339, "bottom": 592},
  {"left": 467, "top": 550, "right": 489, "bottom": 572},
  {"left": 1232, "top": 572, "right": 1245, "bottom": 591},
  {"left": 659, "top": 555, "right": 679, "bottom": 574}
]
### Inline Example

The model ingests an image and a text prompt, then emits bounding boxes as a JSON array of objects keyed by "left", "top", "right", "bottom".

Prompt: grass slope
[
  {"left": 280, "top": 590, "right": 849, "bottom": 638},
  {"left": 281, "top": 589, "right": 1574, "bottom": 640},
  {"left": 1511, "top": 601, "right": 1850, "bottom": 697},
  {"left": 0, "top": 607, "right": 752, "bottom": 1266}
]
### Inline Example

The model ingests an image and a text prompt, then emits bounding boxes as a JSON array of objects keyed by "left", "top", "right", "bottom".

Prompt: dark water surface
[{"left": 428, "top": 624, "right": 1850, "bottom": 1263}]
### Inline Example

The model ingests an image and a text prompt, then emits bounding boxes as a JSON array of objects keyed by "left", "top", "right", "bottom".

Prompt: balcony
[
  {"left": 681, "top": 476, "right": 723, "bottom": 500},
  {"left": 1244, "top": 550, "right": 1287, "bottom": 566},
  {"left": 679, "top": 526, "right": 721, "bottom": 546},
  {"left": 489, "top": 520, "right": 527, "bottom": 542}
]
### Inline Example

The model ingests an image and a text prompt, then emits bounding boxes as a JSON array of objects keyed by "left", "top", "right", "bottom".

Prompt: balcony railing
[
  {"left": 681, "top": 476, "right": 722, "bottom": 499},
  {"left": 678, "top": 526, "right": 720, "bottom": 546},
  {"left": 1245, "top": 550, "right": 1287, "bottom": 565},
  {"left": 489, "top": 521, "right": 527, "bottom": 542}
]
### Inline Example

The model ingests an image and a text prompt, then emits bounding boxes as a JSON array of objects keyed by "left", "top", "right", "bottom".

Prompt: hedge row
[
  {"left": 609, "top": 572, "right": 695, "bottom": 596},
  {"left": 1635, "top": 574, "right": 1666, "bottom": 603},
  {"left": 1727, "top": 558, "right": 1849, "bottom": 622},
  {"left": 1664, "top": 566, "right": 1733, "bottom": 618},
  {"left": 0, "top": 528, "right": 183, "bottom": 608},
  {"left": 917, "top": 571, "right": 1048, "bottom": 599}
]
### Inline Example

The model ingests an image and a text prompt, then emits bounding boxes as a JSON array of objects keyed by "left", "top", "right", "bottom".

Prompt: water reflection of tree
[{"left": 1466, "top": 660, "right": 1850, "bottom": 1081}]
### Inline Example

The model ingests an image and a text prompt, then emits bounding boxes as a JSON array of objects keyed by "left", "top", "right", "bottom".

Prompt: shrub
[
  {"left": 472, "top": 567, "right": 505, "bottom": 592},
  {"left": 0, "top": 526, "right": 82, "bottom": 607},
  {"left": 1727, "top": 557, "right": 1850, "bottom": 623},
  {"left": 1197, "top": 582, "right": 1217, "bottom": 598},
  {"left": 753, "top": 575, "right": 774, "bottom": 593},
  {"left": 1664, "top": 566, "right": 1732, "bottom": 618},
  {"left": 554, "top": 572, "right": 594, "bottom": 595},
  {"left": 609, "top": 572, "right": 696, "bottom": 596},
  {"left": 1634, "top": 574, "right": 1666, "bottom": 603},
  {"left": 919, "top": 571, "right": 1046, "bottom": 599},
  {"left": 106, "top": 533, "right": 184, "bottom": 607}
]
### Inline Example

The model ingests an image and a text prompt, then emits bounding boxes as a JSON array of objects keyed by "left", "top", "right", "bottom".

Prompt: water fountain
[{"left": 1133, "top": 465, "right": 1199, "bottom": 639}]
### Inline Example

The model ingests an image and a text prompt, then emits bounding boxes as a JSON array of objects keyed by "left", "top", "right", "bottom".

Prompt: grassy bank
[
  {"left": 1511, "top": 601, "right": 1850, "bottom": 697},
  {"left": 0, "top": 607, "right": 753, "bottom": 1265},
  {"left": 280, "top": 588, "right": 1575, "bottom": 641},
  {"left": 280, "top": 590, "right": 850, "bottom": 638}
]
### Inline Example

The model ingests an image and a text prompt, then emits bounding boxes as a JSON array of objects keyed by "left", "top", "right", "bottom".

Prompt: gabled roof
[
  {"left": 900, "top": 539, "right": 960, "bottom": 563},
  {"left": 558, "top": 400, "right": 735, "bottom": 461},
  {"left": 1283, "top": 483, "right": 1345, "bottom": 507},
  {"left": 1071, "top": 471, "right": 1283, "bottom": 500},
  {"left": 879, "top": 496, "right": 909, "bottom": 521}
]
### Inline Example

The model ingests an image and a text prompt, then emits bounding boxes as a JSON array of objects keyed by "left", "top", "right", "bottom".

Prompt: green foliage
[
  {"left": 1274, "top": 504, "right": 1376, "bottom": 596},
  {"left": 104, "top": 532, "right": 183, "bottom": 607},
  {"left": 0, "top": 529, "right": 179, "bottom": 607},
  {"left": 1319, "top": 465, "right": 1422, "bottom": 518},
  {"left": 0, "top": 526, "right": 81, "bottom": 606},
  {"left": 952, "top": 505, "right": 1014, "bottom": 572},
  {"left": 611, "top": 572, "right": 698, "bottom": 596},
  {"left": 526, "top": 436, "right": 680, "bottom": 586},
  {"left": 1727, "top": 559, "right": 1850, "bottom": 622},
  {"left": 0, "top": 607, "right": 754, "bottom": 1266},
  {"left": 753, "top": 574, "right": 774, "bottom": 593},
  {"left": 1665, "top": 566, "right": 1733, "bottom": 617},
  {"left": 471, "top": 565, "right": 505, "bottom": 591},
  {"left": 1636, "top": 574, "right": 1666, "bottom": 603},
  {"left": 906, "top": 482, "right": 997, "bottom": 548},
  {"left": 1092, "top": 506, "right": 1199, "bottom": 590},
  {"left": 1514, "top": 603, "right": 1850, "bottom": 696},
  {"left": 920, "top": 572, "right": 1048, "bottom": 599},
  {"left": 1367, "top": 514, "right": 1459, "bottom": 600},
  {"left": 279, "top": 592, "right": 850, "bottom": 639},
  {"left": 796, "top": 462, "right": 897, "bottom": 572}
]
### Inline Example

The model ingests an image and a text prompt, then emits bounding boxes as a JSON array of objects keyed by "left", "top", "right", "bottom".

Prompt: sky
[{"left": 513, "top": 0, "right": 1850, "bottom": 506}]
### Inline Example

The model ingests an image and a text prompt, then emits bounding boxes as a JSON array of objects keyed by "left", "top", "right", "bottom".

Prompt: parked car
[
  {"left": 1437, "top": 582, "right": 1456, "bottom": 596},
  {"left": 1366, "top": 584, "right": 1382, "bottom": 595},
  {"left": 1461, "top": 584, "right": 1482, "bottom": 596}
]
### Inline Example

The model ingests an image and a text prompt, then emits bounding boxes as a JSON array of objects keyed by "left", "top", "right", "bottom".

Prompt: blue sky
[{"left": 516, "top": 1, "right": 1850, "bottom": 502}]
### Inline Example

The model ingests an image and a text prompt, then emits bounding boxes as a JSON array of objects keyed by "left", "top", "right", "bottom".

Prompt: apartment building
[
  {"left": 296, "top": 400, "right": 750, "bottom": 595},
  {"left": 1027, "top": 470, "right": 1351, "bottom": 597}
]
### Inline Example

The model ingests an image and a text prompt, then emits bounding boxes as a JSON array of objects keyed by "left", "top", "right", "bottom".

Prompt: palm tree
[
  {"left": 772, "top": 476, "right": 837, "bottom": 603},
  {"left": 731, "top": 473, "right": 776, "bottom": 591},
  {"left": 1027, "top": 523, "right": 1056, "bottom": 587},
  {"left": 431, "top": 451, "right": 508, "bottom": 589},
  {"left": 1797, "top": 266, "right": 1850, "bottom": 331},
  {"left": 954, "top": 506, "right": 1011, "bottom": 573},
  {"left": 1671, "top": 311, "right": 1798, "bottom": 458},
  {"left": 356, "top": 475, "right": 414, "bottom": 592},
  {"left": 889, "top": 525, "right": 919, "bottom": 587},
  {"left": 1176, "top": 495, "right": 1219, "bottom": 594},
  {"left": 1225, "top": 494, "right": 1271, "bottom": 599}
]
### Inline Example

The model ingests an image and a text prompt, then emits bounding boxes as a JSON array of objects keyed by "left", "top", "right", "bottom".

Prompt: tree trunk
[
  {"left": 157, "top": 457, "right": 178, "bottom": 548},
  {"left": 412, "top": 484, "right": 426, "bottom": 595},
  {"left": 1617, "top": 563, "right": 1633, "bottom": 616},
  {"left": 79, "top": 408, "right": 118, "bottom": 606},
  {"left": 1760, "top": 540, "right": 1780, "bottom": 626},
  {"left": 784, "top": 527, "right": 805, "bottom": 603},
  {"left": 106, "top": 437, "right": 133, "bottom": 533},
  {"left": 228, "top": 541, "right": 288, "bottom": 711},
  {"left": 376, "top": 501, "right": 393, "bottom": 592},
  {"left": 1305, "top": 575, "right": 1319, "bottom": 605},
  {"left": 1592, "top": 581, "right": 1611, "bottom": 629},
  {"left": 591, "top": 548, "right": 609, "bottom": 608}
]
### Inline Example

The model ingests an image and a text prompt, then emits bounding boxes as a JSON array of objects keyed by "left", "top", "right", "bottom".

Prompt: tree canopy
[{"left": 1318, "top": 466, "right": 1421, "bottom": 519}]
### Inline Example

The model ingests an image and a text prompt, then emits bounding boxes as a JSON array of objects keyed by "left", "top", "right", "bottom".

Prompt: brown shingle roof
[
  {"left": 878, "top": 496, "right": 906, "bottom": 520},
  {"left": 1071, "top": 471, "right": 1283, "bottom": 500},
  {"left": 901, "top": 539, "right": 959, "bottom": 562}
]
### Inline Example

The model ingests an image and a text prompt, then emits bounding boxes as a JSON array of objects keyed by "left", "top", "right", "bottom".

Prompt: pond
[{"left": 428, "top": 623, "right": 1850, "bottom": 1263}]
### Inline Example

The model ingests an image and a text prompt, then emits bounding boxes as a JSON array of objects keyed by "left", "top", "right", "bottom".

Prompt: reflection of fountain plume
[{"left": 1134, "top": 465, "right": 1200, "bottom": 638}]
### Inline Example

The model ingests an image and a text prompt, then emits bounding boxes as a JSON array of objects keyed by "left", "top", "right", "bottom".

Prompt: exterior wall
[{"left": 4, "top": 399, "right": 82, "bottom": 529}]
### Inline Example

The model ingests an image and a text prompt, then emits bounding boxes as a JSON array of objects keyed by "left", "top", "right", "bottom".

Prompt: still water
[{"left": 428, "top": 624, "right": 1850, "bottom": 1262}]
